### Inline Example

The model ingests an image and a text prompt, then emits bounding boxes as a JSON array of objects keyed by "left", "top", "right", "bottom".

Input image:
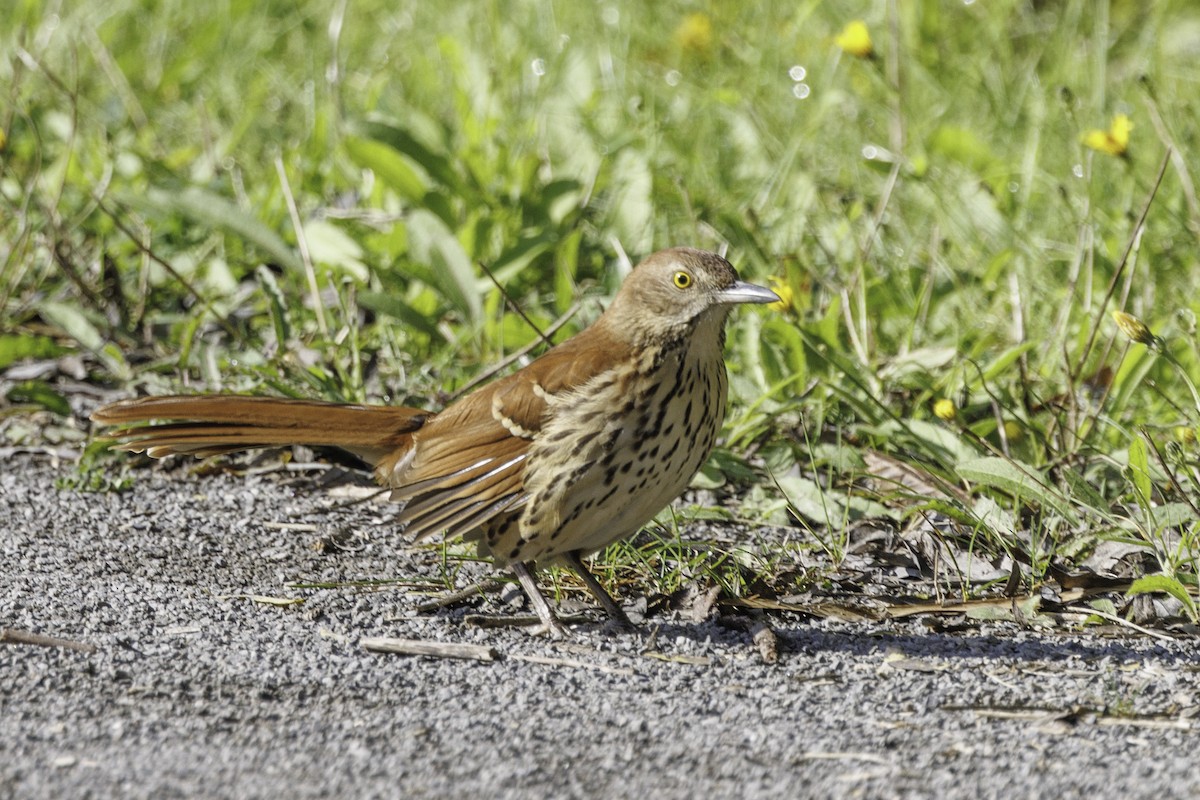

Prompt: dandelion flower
[
  {"left": 675, "top": 13, "right": 714, "bottom": 55},
  {"left": 767, "top": 277, "right": 794, "bottom": 313},
  {"left": 1082, "top": 113, "right": 1132, "bottom": 157},
  {"left": 835, "top": 20, "right": 873, "bottom": 59},
  {"left": 933, "top": 398, "right": 957, "bottom": 421},
  {"left": 1112, "top": 310, "right": 1156, "bottom": 346}
]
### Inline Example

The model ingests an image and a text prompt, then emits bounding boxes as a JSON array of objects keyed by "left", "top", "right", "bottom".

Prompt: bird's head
[{"left": 603, "top": 248, "right": 780, "bottom": 343}]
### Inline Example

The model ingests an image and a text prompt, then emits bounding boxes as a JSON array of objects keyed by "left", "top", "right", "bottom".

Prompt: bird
[{"left": 91, "top": 247, "right": 780, "bottom": 635}]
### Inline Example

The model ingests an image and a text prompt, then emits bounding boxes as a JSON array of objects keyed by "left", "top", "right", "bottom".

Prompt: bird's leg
[
  {"left": 510, "top": 561, "right": 570, "bottom": 638},
  {"left": 563, "top": 550, "right": 635, "bottom": 629}
]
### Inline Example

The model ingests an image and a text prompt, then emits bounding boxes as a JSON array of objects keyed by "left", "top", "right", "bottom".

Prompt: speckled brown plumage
[{"left": 92, "top": 247, "right": 779, "bottom": 634}]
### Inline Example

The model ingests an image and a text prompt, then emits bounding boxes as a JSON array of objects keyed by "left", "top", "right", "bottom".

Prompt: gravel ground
[{"left": 3, "top": 453, "right": 1200, "bottom": 799}]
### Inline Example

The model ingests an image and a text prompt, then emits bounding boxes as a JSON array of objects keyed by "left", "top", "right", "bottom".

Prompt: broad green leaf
[
  {"left": 37, "top": 301, "right": 129, "bottom": 379},
  {"left": 956, "top": 456, "right": 1076, "bottom": 521},
  {"left": 140, "top": 186, "right": 303, "bottom": 274},
  {"left": 39, "top": 301, "right": 103, "bottom": 350},
  {"left": 807, "top": 442, "right": 866, "bottom": 472},
  {"left": 977, "top": 342, "right": 1038, "bottom": 384},
  {"left": 0, "top": 334, "right": 63, "bottom": 369},
  {"left": 871, "top": 419, "right": 981, "bottom": 467},
  {"left": 538, "top": 178, "right": 584, "bottom": 225},
  {"left": 360, "top": 117, "right": 459, "bottom": 191},
  {"left": 487, "top": 232, "right": 556, "bottom": 288},
  {"left": 358, "top": 291, "right": 444, "bottom": 340},
  {"left": 405, "top": 210, "right": 482, "bottom": 322},
  {"left": 1147, "top": 503, "right": 1200, "bottom": 529},
  {"left": 812, "top": 300, "right": 842, "bottom": 350},
  {"left": 1060, "top": 467, "right": 1109, "bottom": 513},
  {"left": 694, "top": 448, "right": 757, "bottom": 489},
  {"left": 1127, "top": 574, "right": 1199, "bottom": 622},
  {"left": 1088, "top": 598, "right": 1119, "bottom": 617},
  {"left": 972, "top": 496, "right": 1017, "bottom": 538},
  {"left": 760, "top": 317, "right": 807, "bottom": 386},
  {"left": 6, "top": 380, "right": 71, "bottom": 416},
  {"left": 1127, "top": 435, "right": 1153, "bottom": 505},
  {"left": 878, "top": 346, "right": 958, "bottom": 381},
  {"left": 1120, "top": 502, "right": 1198, "bottom": 532},
  {"left": 344, "top": 135, "right": 428, "bottom": 202},
  {"left": 776, "top": 474, "right": 898, "bottom": 525},
  {"left": 302, "top": 220, "right": 370, "bottom": 282}
]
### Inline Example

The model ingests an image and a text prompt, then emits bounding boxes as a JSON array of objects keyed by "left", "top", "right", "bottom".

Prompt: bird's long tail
[{"left": 91, "top": 395, "right": 429, "bottom": 470}]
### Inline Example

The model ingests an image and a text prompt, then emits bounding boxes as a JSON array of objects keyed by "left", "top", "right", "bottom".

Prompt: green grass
[{"left": 4, "top": 0, "right": 1200, "bottom": 625}]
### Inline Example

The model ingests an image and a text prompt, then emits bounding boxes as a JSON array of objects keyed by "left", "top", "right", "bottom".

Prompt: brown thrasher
[{"left": 92, "top": 247, "right": 779, "bottom": 634}]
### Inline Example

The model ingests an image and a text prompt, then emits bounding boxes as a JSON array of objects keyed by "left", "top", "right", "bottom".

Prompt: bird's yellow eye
[{"left": 672, "top": 271, "right": 693, "bottom": 289}]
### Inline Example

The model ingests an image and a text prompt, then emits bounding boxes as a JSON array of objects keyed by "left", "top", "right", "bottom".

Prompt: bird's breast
[{"left": 490, "top": 331, "right": 730, "bottom": 565}]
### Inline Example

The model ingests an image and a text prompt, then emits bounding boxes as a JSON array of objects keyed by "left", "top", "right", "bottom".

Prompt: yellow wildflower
[
  {"left": 1081, "top": 113, "right": 1132, "bottom": 157},
  {"left": 675, "top": 13, "right": 713, "bottom": 55},
  {"left": 835, "top": 20, "right": 873, "bottom": 59},
  {"left": 933, "top": 398, "right": 957, "bottom": 421},
  {"left": 1002, "top": 420, "right": 1023, "bottom": 442},
  {"left": 767, "top": 276, "right": 794, "bottom": 313},
  {"left": 1174, "top": 426, "right": 1197, "bottom": 446},
  {"left": 1112, "top": 310, "right": 1156, "bottom": 347}
]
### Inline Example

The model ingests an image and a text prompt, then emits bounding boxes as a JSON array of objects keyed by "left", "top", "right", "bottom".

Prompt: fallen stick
[
  {"left": 415, "top": 578, "right": 504, "bottom": 612},
  {"left": 751, "top": 622, "right": 779, "bottom": 665},
  {"left": 361, "top": 636, "right": 499, "bottom": 662},
  {"left": 462, "top": 612, "right": 589, "bottom": 628},
  {"left": 508, "top": 653, "right": 636, "bottom": 676},
  {"left": 1, "top": 628, "right": 97, "bottom": 653}
]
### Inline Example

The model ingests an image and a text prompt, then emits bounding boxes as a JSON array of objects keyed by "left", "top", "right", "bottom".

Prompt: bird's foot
[
  {"left": 562, "top": 551, "right": 640, "bottom": 633},
  {"left": 511, "top": 561, "right": 574, "bottom": 639}
]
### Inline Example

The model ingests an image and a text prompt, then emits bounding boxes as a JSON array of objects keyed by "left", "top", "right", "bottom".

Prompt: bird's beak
[{"left": 714, "top": 280, "right": 782, "bottom": 306}]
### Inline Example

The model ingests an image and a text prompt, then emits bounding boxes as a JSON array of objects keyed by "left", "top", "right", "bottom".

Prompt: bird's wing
[{"left": 389, "top": 327, "right": 630, "bottom": 542}]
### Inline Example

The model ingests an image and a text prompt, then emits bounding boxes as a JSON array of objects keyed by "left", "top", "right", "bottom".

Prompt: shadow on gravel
[
  {"left": 774, "top": 626, "right": 1195, "bottom": 664},
  {"left": 629, "top": 619, "right": 1194, "bottom": 665}
]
